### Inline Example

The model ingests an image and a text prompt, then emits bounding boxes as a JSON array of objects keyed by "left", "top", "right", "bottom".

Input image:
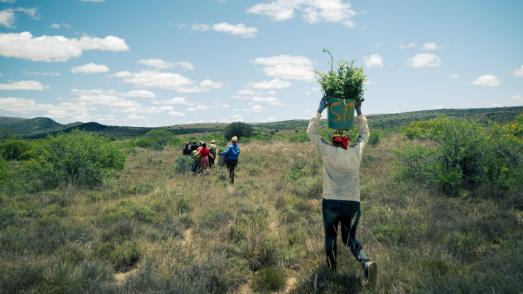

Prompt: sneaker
[{"left": 362, "top": 261, "right": 378, "bottom": 288}]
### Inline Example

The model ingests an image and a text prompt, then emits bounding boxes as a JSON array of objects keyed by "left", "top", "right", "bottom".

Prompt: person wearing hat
[
  {"left": 220, "top": 136, "right": 240, "bottom": 184},
  {"left": 307, "top": 97, "right": 378, "bottom": 288},
  {"left": 209, "top": 139, "right": 218, "bottom": 167}
]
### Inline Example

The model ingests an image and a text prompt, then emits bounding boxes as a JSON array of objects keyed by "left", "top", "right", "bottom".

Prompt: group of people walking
[
  {"left": 178, "top": 98, "right": 377, "bottom": 288},
  {"left": 182, "top": 136, "right": 240, "bottom": 183}
]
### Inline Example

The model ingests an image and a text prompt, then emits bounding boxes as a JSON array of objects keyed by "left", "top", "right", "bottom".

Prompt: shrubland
[{"left": 0, "top": 113, "right": 521, "bottom": 293}]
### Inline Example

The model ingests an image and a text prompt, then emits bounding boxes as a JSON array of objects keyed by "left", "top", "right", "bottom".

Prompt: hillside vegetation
[
  {"left": 0, "top": 111, "right": 522, "bottom": 293},
  {"left": 2, "top": 106, "right": 522, "bottom": 139}
]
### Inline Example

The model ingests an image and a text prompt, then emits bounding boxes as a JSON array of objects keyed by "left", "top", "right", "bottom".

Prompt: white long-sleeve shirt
[{"left": 307, "top": 112, "right": 370, "bottom": 202}]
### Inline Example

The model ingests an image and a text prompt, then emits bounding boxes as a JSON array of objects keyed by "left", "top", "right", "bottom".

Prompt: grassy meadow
[{"left": 1, "top": 114, "right": 522, "bottom": 293}]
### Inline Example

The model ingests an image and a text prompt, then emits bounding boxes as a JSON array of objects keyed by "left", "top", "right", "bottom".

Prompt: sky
[{"left": 0, "top": 0, "right": 522, "bottom": 127}]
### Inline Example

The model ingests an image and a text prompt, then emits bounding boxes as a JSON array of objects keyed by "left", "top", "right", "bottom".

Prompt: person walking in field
[
  {"left": 197, "top": 142, "right": 210, "bottom": 174},
  {"left": 220, "top": 136, "right": 240, "bottom": 184},
  {"left": 209, "top": 139, "right": 218, "bottom": 167},
  {"left": 307, "top": 97, "right": 378, "bottom": 288}
]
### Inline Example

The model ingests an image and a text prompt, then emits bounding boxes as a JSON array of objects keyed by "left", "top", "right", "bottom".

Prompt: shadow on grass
[{"left": 292, "top": 264, "right": 361, "bottom": 294}]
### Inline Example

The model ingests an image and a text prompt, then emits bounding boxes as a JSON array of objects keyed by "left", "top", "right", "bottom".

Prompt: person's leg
[
  {"left": 340, "top": 202, "right": 377, "bottom": 287},
  {"left": 229, "top": 159, "right": 237, "bottom": 183},
  {"left": 322, "top": 199, "right": 341, "bottom": 271},
  {"left": 340, "top": 202, "right": 369, "bottom": 265}
]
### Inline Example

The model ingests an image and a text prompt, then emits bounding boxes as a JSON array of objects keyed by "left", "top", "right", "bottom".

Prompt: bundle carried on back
[{"left": 316, "top": 49, "right": 367, "bottom": 130}]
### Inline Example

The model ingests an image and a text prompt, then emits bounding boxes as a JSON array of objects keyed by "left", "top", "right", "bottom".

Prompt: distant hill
[{"left": 1, "top": 106, "right": 522, "bottom": 139}]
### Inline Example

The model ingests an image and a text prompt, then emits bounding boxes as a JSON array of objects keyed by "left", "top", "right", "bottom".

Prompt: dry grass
[{"left": 1, "top": 136, "right": 522, "bottom": 293}]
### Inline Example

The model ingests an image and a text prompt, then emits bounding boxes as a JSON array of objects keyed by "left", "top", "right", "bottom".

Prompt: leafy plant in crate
[{"left": 316, "top": 49, "right": 367, "bottom": 130}]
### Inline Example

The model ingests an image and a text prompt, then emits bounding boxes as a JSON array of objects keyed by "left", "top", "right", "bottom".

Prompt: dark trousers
[
  {"left": 322, "top": 199, "right": 369, "bottom": 270},
  {"left": 225, "top": 159, "right": 238, "bottom": 183}
]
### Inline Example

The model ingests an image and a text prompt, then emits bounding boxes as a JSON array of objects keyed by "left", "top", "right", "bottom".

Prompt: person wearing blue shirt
[{"left": 220, "top": 136, "right": 240, "bottom": 184}]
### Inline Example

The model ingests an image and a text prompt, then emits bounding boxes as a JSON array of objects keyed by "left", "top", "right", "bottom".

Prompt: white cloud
[
  {"left": 71, "top": 62, "right": 109, "bottom": 74},
  {"left": 138, "top": 58, "right": 194, "bottom": 70},
  {"left": 153, "top": 97, "right": 190, "bottom": 105},
  {"left": 449, "top": 74, "right": 460, "bottom": 79},
  {"left": 408, "top": 53, "right": 440, "bottom": 68},
  {"left": 50, "top": 23, "right": 71, "bottom": 30},
  {"left": 251, "top": 95, "right": 284, "bottom": 106},
  {"left": 26, "top": 71, "right": 61, "bottom": 77},
  {"left": 0, "top": 97, "right": 49, "bottom": 113},
  {"left": 248, "top": 0, "right": 356, "bottom": 27},
  {"left": 244, "top": 104, "right": 265, "bottom": 113},
  {"left": 249, "top": 78, "right": 291, "bottom": 90},
  {"left": 510, "top": 95, "right": 523, "bottom": 105},
  {"left": 200, "top": 79, "right": 223, "bottom": 90},
  {"left": 0, "top": 10, "right": 14, "bottom": 28},
  {"left": 71, "top": 88, "right": 141, "bottom": 109},
  {"left": 513, "top": 65, "right": 523, "bottom": 77},
  {"left": 0, "top": 0, "right": 17, "bottom": 4},
  {"left": 471, "top": 75, "right": 500, "bottom": 87},
  {"left": 422, "top": 42, "right": 444, "bottom": 50},
  {"left": 237, "top": 88, "right": 256, "bottom": 96},
  {"left": 126, "top": 90, "right": 155, "bottom": 98},
  {"left": 400, "top": 42, "right": 416, "bottom": 49},
  {"left": 364, "top": 54, "right": 383, "bottom": 68},
  {"left": 0, "top": 80, "right": 47, "bottom": 90},
  {"left": 0, "top": 8, "right": 37, "bottom": 28},
  {"left": 252, "top": 54, "right": 314, "bottom": 81},
  {"left": 168, "top": 111, "right": 186, "bottom": 117},
  {"left": 0, "top": 32, "right": 129, "bottom": 62},
  {"left": 192, "top": 22, "right": 258, "bottom": 38},
  {"left": 112, "top": 70, "right": 192, "bottom": 90}
]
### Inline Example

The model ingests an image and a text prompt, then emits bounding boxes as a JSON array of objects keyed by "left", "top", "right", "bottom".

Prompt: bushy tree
[
  {"left": 22, "top": 130, "right": 125, "bottom": 190},
  {"left": 136, "top": 129, "right": 178, "bottom": 150},
  {"left": 224, "top": 122, "right": 253, "bottom": 141},
  {"left": 0, "top": 139, "right": 31, "bottom": 161},
  {"left": 400, "top": 116, "right": 523, "bottom": 196}
]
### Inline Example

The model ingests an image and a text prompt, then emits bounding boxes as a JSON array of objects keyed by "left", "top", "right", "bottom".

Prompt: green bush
[
  {"left": 136, "top": 129, "right": 179, "bottom": 150},
  {"left": 174, "top": 156, "right": 193, "bottom": 174},
  {"left": 22, "top": 130, "right": 125, "bottom": 190},
  {"left": 224, "top": 122, "right": 253, "bottom": 140},
  {"left": 400, "top": 116, "right": 523, "bottom": 195},
  {"left": 252, "top": 266, "right": 286, "bottom": 293},
  {"left": 101, "top": 201, "right": 155, "bottom": 224},
  {"left": 0, "top": 138, "right": 31, "bottom": 161}
]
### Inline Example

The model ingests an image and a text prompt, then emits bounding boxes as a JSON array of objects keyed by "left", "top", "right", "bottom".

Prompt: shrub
[
  {"left": 400, "top": 116, "right": 523, "bottom": 196},
  {"left": 224, "top": 122, "right": 253, "bottom": 140},
  {"left": 136, "top": 129, "right": 179, "bottom": 150},
  {"left": 252, "top": 266, "right": 286, "bottom": 293},
  {"left": 174, "top": 156, "right": 193, "bottom": 174},
  {"left": 0, "top": 138, "right": 31, "bottom": 161},
  {"left": 101, "top": 201, "right": 155, "bottom": 224},
  {"left": 22, "top": 130, "right": 125, "bottom": 190}
]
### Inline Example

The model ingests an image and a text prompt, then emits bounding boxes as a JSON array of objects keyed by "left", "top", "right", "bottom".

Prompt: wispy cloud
[
  {"left": 422, "top": 42, "right": 444, "bottom": 50},
  {"left": 252, "top": 54, "right": 314, "bottom": 81},
  {"left": 0, "top": 7, "right": 38, "bottom": 28},
  {"left": 364, "top": 54, "right": 383, "bottom": 68},
  {"left": 248, "top": 0, "right": 356, "bottom": 27},
  {"left": 71, "top": 63, "right": 109, "bottom": 74},
  {"left": 0, "top": 80, "right": 48, "bottom": 90},
  {"left": 192, "top": 22, "right": 257, "bottom": 38},
  {"left": 408, "top": 53, "right": 440, "bottom": 68},
  {"left": 400, "top": 42, "right": 416, "bottom": 49},
  {"left": 138, "top": 58, "right": 194, "bottom": 70},
  {"left": 471, "top": 75, "right": 500, "bottom": 87},
  {"left": 0, "top": 32, "right": 129, "bottom": 62},
  {"left": 248, "top": 79, "right": 290, "bottom": 90},
  {"left": 513, "top": 65, "right": 523, "bottom": 77}
]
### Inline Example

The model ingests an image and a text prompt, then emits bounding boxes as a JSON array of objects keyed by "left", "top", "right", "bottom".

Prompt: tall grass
[{"left": 0, "top": 125, "right": 521, "bottom": 293}]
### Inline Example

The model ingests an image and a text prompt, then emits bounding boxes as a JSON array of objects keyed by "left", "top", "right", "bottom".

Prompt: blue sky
[{"left": 0, "top": 0, "right": 522, "bottom": 126}]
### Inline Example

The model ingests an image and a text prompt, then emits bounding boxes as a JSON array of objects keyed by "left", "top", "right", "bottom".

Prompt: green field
[{"left": 1, "top": 108, "right": 522, "bottom": 293}]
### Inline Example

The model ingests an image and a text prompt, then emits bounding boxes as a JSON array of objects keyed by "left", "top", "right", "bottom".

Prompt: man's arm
[
  {"left": 307, "top": 112, "right": 333, "bottom": 157},
  {"left": 352, "top": 113, "right": 370, "bottom": 157}
]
